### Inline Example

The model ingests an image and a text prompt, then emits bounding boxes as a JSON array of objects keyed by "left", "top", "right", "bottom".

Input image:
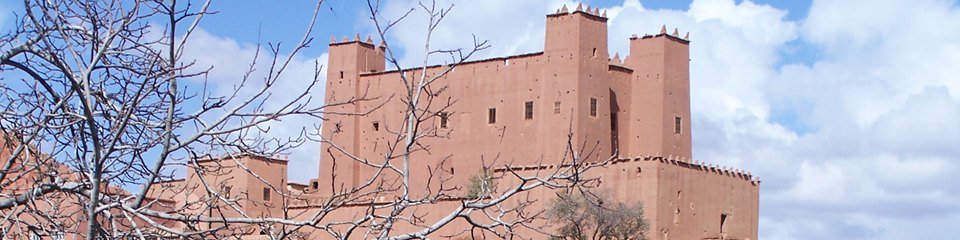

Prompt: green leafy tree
[
  {"left": 547, "top": 191, "right": 650, "bottom": 240},
  {"left": 465, "top": 168, "right": 496, "bottom": 199}
]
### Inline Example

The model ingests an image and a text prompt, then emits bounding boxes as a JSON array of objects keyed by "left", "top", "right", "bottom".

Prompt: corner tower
[
  {"left": 317, "top": 36, "right": 384, "bottom": 195},
  {"left": 543, "top": 4, "right": 618, "bottom": 161},
  {"left": 623, "top": 27, "right": 692, "bottom": 159}
]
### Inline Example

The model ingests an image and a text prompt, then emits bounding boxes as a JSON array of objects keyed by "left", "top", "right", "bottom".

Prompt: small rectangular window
[
  {"left": 488, "top": 108, "right": 497, "bottom": 124},
  {"left": 524, "top": 101, "right": 534, "bottom": 120},
  {"left": 263, "top": 187, "right": 271, "bottom": 201},
  {"left": 372, "top": 121, "right": 380, "bottom": 131},
  {"left": 339, "top": 71, "right": 344, "bottom": 79},
  {"left": 554, "top": 101, "right": 561, "bottom": 114},
  {"left": 439, "top": 112, "right": 449, "bottom": 129},
  {"left": 224, "top": 186, "right": 232, "bottom": 198},
  {"left": 590, "top": 98, "right": 598, "bottom": 117},
  {"left": 675, "top": 116, "right": 682, "bottom": 134}
]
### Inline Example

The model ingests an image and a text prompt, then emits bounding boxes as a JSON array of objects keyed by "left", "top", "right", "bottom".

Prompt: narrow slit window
[
  {"left": 439, "top": 112, "right": 449, "bottom": 129},
  {"left": 339, "top": 71, "right": 344, "bottom": 79},
  {"left": 524, "top": 101, "right": 534, "bottom": 120},
  {"left": 675, "top": 116, "right": 682, "bottom": 134},
  {"left": 372, "top": 121, "right": 380, "bottom": 131},
  {"left": 488, "top": 108, "right": 497, "bottom": 124},
  {"left": 674, "top": 207, "right": 681, "bottom": 224},
  {"left": 263, "top": 187, "right": 271, "bottom": 201},
  {"left": 554, "top": 101, "right": 561, "bottom": 114},
  {"left": 590, "top": 98, "right": 598, "bottom": 117},
  {"left": 720, "top": 214, "right": 729, "bottom": 233}
]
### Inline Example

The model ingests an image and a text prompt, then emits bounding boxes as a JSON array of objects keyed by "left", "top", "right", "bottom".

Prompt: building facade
[
  {"left": 304, "top": 5, "right": 759, "bottom": 240},
  {"left": 0, "top": 5, "right": 758, "bottom": 240}
]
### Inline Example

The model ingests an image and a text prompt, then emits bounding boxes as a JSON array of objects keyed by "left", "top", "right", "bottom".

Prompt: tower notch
[
  {"left": 622, "top": 26, "right": 692, "bottom": 158},
  {"left": 545, "top": 2, "right": 609, "bottom": 58}
]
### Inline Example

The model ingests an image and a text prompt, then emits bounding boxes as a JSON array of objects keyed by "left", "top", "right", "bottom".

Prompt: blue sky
[
  {"left": 3, "top": 0, "right": 960, "bottom": 239},
  {"left": 193, "top": 0, "right": 813, "bottom": 64}
]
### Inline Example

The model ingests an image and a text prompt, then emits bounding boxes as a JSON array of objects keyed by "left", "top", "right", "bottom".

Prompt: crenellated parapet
[
  {"left": 622, "top": 154, "right": 759, "bottom": 184},
  {"left": 491, "top": 154, "right": 759, "bottom": 185},
  {"left": 549, "top": 3, "right": 607, "bottom": 19},
  {"left": 629, "top": 24, "right": 691, "bottom": 45},
  {"left": 328, "top": 33, "right": 387, "bottom": 50}
]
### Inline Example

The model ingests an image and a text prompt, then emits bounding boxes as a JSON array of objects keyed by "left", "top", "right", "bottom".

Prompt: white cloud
[
  {"left": 756, "top": 0, "right": 960, "bottom": 238},
  {"left": 367, "top": 0, "right": 960, "bottom": 239},
  {"left": 180, "top": 28, "right": 328, "bottom": 183},
  {"left": 373, "top": 0, "right": 579, "bottom": 66}
]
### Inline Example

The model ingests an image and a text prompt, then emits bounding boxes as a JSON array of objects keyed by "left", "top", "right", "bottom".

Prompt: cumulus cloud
[
  {"left": 366, "top": 0, "right": 960, "bottom": 239},
  {"left": 179, "top": 28, "right": 328, "bottom": 183},
  {"left": 757, "top": 0, "right": 960, "bottom": 238},
  {"left": 372, "top": 0, "right": 579, "bottom": 66}
]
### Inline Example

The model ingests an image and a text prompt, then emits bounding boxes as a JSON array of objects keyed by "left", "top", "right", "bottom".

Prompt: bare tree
[
  {"left": 0, "top": 0, "right": 341, "bottom": 238},
  {"left": 0, "top": 0, "right": 617, "bottom": 239}
]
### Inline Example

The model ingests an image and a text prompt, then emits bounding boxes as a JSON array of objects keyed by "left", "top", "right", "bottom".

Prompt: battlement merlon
[
  {"left": 545, "top": 4, "right": 609, "bottom": 61},
  {"left": 628, "top": 28, "right": 691, "bottom": 45},
  {"left": 547, "top": 3, "right": 608, "bottom": 20},
  {"left": 327, "top": 34, "right": 386, "bottom": 77}
]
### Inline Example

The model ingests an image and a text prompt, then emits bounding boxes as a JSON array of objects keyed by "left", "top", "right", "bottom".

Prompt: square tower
[
  {"left": 317, "top": 37, "right": 385, "bottom": 195},
  {"left": 624, "top": 28, "right": 692, "bottom": 158}
]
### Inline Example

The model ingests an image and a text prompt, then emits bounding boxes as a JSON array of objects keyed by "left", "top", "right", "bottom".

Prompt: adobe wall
[
  {"left": 0, "top": 141, "right": 91, "bottom": 238},
  {"left": 624, "top": 31, "right": 693, "bottom": 159},
  {"left": 146, "top": 154, "right": 290, "bottom": 233},
  {"left": 241, "top": 155, "right": 290, "bottom": 217},
  {"left": 317, "top": 9, "right": 646, "bottom": 198},
  {"left": 288, "top": 156, "right": 758, "bottom": 240},
  {"left": 306, "top": 5, "right": 757, "bottom": 240},
  {"left": 606, "top": 156, "right": 759, "bottom": 240},
  {"left": 0, "top": 134, "right": 181, "bottom": 239},
  {"left": 484, "top": 155, "right": 758, "bottom": 240},
  {"left": 318, "top": 39, "right": 386, "bottom": 196}
]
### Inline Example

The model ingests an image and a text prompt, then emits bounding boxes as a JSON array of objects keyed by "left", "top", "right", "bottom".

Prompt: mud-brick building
[
  {"left": 0, "top": 4, "right": 759, "bottom": 240},
  {"left": 303, "top": 4, "right": 760, "bottom": 240}
]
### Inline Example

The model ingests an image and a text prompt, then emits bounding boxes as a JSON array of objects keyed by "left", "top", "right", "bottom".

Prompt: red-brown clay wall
[
  {"left": 319, "top": 40, "right": 386, "bottom": 195},
  {"left": 584, "top": 157, "right": 759, "bottom": 240},
  {"left": 318, "top": 11, "right": 634, "bottom": 198},
  {"left": 352, "top": 52, "right": 574, "bottom": 197},
  {"left": 624, "top": 33, "right": 693, "bottom": 159},
  {"left": 550, "top": 157, "right": 758, "bottom": 240},
  {"left": 241, "top": 156, "right": 289, "bottom": 218},
  {"left": 0, "top": 134, "right": 181, "bottom": 239},
  {"left": 311, "top": 8, "right": 757, "bottom": 240},
  {"left": 291, "top": 158, "right": 758, "bottom": 240},
  {"left": 164, "top": 155, "right": 290, "bottom": 232}
]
